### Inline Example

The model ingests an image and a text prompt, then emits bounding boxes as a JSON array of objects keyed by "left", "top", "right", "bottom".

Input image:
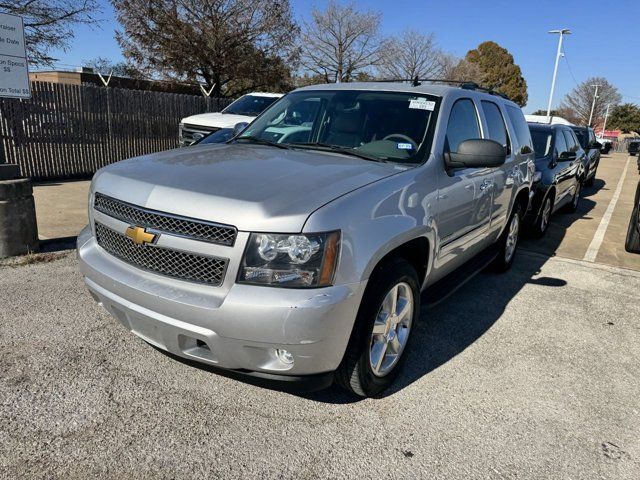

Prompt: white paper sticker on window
[{"left": 409, "top": 98, "right": 435, "bottom": 111}]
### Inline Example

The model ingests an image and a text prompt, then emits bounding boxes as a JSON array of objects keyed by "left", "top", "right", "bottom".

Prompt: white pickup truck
[{"left": 179, "top": 92, "right": 283, "bottom": 146}]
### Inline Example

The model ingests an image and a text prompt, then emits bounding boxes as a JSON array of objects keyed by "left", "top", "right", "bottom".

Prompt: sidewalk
[{"left": 32, "top": 180, "right": 90, "bottom": 240}]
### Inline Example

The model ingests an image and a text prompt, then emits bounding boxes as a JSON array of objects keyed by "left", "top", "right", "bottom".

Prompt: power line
[
  {"left": 561, "top": 46, "right": 580, "bottom": 88},
  {"left": 562, "top": 48, "right": 640, "bottom": 105}
]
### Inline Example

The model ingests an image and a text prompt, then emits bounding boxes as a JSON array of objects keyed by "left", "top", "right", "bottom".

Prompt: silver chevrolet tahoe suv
[{"left": 78, "top": 82, "right": 534, "bottom": 397}]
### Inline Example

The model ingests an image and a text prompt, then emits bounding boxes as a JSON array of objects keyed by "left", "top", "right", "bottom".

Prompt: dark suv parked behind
[
  {"left": 527, "top": 123, "right": 585, "bottom": 236},
  {"left": 571, "top": 126, "right": 601, "bottom": 187}
]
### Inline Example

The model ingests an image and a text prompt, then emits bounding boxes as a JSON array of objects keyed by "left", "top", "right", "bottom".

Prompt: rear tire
[
  {"left": 336, "top": 257, "right": 420, "bottom": 397},
  {"left": 492, "top": 203, "right": 522, "bottom": 272}
]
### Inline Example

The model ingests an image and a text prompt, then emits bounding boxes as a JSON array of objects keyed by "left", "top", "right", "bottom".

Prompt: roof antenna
[{"left": 412, "top": 76, "right": 421, "bottom": 87}]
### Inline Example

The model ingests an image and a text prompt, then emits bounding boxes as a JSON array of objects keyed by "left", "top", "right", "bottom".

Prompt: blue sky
[{"left": 46, "top": 0, "right": 640, "bottom": 113}]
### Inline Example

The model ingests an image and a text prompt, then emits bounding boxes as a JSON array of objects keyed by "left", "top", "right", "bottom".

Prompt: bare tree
[
  {"left": 0, "top": 0, "right": 100, "bottom": 66},
  {"left": 299, "top": 1, "right": 383, "bottom": 83},
  {"left": 378, "top": 30, "right": 445, "bottom": 80},
  {"left": 113, "top": 0, "right": 299, "bottom": 97},
  {"left": 444, "top": 58, "right": 482, "bottom": 83},
  {"left": 438, "top": 53, "right": 462, "bottom": 81},
  {"left": 560, "top": 77, "right": 621, "bottom": 127}
]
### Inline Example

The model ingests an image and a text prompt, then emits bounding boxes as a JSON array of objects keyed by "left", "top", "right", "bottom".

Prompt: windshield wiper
[
  {"left": 235, "top": 136, "right": 290, "bottom": 149},
  {"left": 289, "top": 142, "right": 386, "bottom": 162}
]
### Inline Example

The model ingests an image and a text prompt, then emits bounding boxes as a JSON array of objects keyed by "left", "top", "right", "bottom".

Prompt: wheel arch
[{"left": 374, "top": 237, "right": 430, "bottom": 287}]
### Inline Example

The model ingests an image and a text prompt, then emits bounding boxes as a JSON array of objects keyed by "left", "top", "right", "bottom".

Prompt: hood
[
  {"left": 92, "top": 144, "right": 406, "bottom": 232},
  {"left": 181, "top": 112, "right": 255, "bottom": 129}
]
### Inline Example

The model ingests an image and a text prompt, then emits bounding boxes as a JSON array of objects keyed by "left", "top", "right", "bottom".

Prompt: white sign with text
[{"left": 0, "top": 13, "right": 30, "bottom": 99}]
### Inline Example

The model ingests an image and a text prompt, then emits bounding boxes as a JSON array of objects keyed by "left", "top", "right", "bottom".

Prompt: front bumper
[{"left": 77, "top": 225, "right": 367, "bottom": 382}]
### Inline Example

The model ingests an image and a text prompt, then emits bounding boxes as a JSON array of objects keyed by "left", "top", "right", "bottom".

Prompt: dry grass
[{"left": 0, "top": 251, "right": 70, "bottom": 268}]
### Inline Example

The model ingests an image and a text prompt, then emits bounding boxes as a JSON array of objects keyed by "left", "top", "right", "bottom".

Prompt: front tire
[
  {"left": 336, "top": 257, "right": 420, "bottom": 397},
  {"left": 585, "top": 162, "right": 598, "bottom": 187},
  {"left": 565, "top": 181, "right": 582, "bottom": 213},
  {"left": 532, "top": 196, "right": 552, "bottom": 238}
]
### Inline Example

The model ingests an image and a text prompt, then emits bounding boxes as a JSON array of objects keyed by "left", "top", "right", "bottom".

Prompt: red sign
[{"left": 599, "top": 130, "right": 620, "bottom": 138}]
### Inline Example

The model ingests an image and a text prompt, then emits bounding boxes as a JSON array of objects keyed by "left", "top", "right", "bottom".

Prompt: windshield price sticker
[{"left": 409, "top": 98, "right": 435, "bottom": 111}]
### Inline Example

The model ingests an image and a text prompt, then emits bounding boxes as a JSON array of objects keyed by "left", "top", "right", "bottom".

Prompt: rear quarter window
[{"left": 505, "top": 105, "right": 533, "bottom": 154}]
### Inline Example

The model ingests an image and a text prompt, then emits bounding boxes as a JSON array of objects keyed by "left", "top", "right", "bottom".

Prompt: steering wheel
[{"left": 382, "top": 134, "right": 417, "bottom": 150}]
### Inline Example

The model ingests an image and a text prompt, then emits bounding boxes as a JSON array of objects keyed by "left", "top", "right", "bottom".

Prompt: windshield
[
  {"left": 223, "top": 95, "right": 280, "bottom": 116},
  {"left": 236, "top": 90, "right": 438, "bottom": 163},
  {"left": 531, "top": 129, "right": 552, "bottom": 159},
  {"left": 572, "top": 128, "right": 589, "bottom": 148}
]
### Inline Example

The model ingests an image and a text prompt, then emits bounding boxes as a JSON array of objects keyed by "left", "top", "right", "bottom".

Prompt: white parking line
[{"left": 583, "top": 156, "right": 631, "bottom": 262}]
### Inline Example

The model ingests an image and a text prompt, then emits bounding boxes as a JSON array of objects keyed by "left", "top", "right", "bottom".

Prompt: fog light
[{"left": 276, "top": 349, "right": 294, "bottom": 365}]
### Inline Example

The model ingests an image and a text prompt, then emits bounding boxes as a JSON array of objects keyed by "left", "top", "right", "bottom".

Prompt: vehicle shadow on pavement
[{"left": 303, "top": 189, "right": 600, "bottom": 403}]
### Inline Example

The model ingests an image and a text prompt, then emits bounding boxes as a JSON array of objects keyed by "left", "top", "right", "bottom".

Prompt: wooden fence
[{"left": 0, "top": 82, "right": 233, "bottom": 180}]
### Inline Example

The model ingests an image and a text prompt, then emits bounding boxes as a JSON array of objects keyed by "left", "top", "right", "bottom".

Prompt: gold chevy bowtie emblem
[{"left": 125, "top": 226, "right": 156, "bottom": 245}]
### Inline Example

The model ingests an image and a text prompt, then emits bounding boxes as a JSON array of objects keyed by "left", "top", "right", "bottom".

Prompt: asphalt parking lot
[{"left": 2, "top": 153, "right": 639, "bottom": 479}]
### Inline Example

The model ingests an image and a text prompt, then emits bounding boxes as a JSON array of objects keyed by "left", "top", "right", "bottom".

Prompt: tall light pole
[
  {"left": 601, "top": 103, "right": 611, "bottom": 137},
  {"left": 546, "top": 29, "right": 571, "bottom": 117},
  {"left": 588, "top": 84, "right": 601, "bottom": 126}
]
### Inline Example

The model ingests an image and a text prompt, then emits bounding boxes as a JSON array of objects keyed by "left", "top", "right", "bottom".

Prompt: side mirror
[
  {"left": 232, "top": 122, "right": 249, "bottom": 136},
  {"left": 445, "top": 139, "right": 506, "bottom": 170},
  {"left": 558, "top": 151, "right": 577, "bottom": 161},
  {"left": 592, "top": 141, "right": 602, "bottom": 150}
]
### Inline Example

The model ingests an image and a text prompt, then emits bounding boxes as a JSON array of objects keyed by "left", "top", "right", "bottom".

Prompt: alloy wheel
[
  {"left": 573, "top": 183, "right": 581, "bottom": 209},
  {"left": 541, "top": 198, "right": 552, "bottom": 233},
  {"left": 505, "top": 212, "right": 520, "bottom": 263},
  {"left": 369, "top": 282, "right": 414, "bottom": 377}
]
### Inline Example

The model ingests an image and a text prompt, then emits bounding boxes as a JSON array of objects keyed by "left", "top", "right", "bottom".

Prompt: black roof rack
[
  {"left": 459, "top": 82, "right": 511, "bottom": 100},
  {"left": 371, "top": 76, "right": 512, "bottom": 101}
]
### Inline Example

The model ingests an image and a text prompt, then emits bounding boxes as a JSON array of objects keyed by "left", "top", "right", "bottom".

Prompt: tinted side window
[
  {"left": 445, "top": 99, "right": 481, "bottom": 152},
  {"left": 572, "top": 128, "right": 588, "bottom": 148},
  {"left": 481, "top": 101, "right": 510, "bottom": 152},
  {"left": 554, "top": 129, "right": 568, "bottom": 156},
  {"left": 562, "top": 130, "right": 577, "bottom": 152},
  {"left": 571, "top": 130, "right": 582, "bottom": 151},
  {"left": 505, "top": 105, "right": 533, "bottom": 153}
]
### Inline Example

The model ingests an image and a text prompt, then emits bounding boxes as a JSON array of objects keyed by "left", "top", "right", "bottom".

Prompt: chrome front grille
[
  {"left": 179, "top": 124, "right": 218, "bottom": 146},
  {"left": 94, "top": 193, "right": 236, "bottom": 246},
  {"left": 95, "top": 223, "right": 227, "bottom": 285}
]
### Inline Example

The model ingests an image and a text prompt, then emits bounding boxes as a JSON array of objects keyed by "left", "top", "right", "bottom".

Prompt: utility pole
[
  {"left": 547, "top": 29, "right": 571, "bottom": 117},
  {"left": 601, "top": 103, "right": 611, "bottom": 137},
  {"left": 588, "top": 84, "right": 600, "bottom": 126}
]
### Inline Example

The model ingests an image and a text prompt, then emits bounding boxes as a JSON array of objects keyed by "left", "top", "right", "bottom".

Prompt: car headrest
[{"left": 330, "top": 109, "right": 362, "bottom": 134}]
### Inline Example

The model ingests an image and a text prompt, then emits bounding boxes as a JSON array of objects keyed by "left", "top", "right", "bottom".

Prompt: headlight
[
  {"left": 533, "top": 171, "right": 542, "bottom": 183},
  {"left": 238, "top": 231, "right": 341, "bottom": 288}
]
